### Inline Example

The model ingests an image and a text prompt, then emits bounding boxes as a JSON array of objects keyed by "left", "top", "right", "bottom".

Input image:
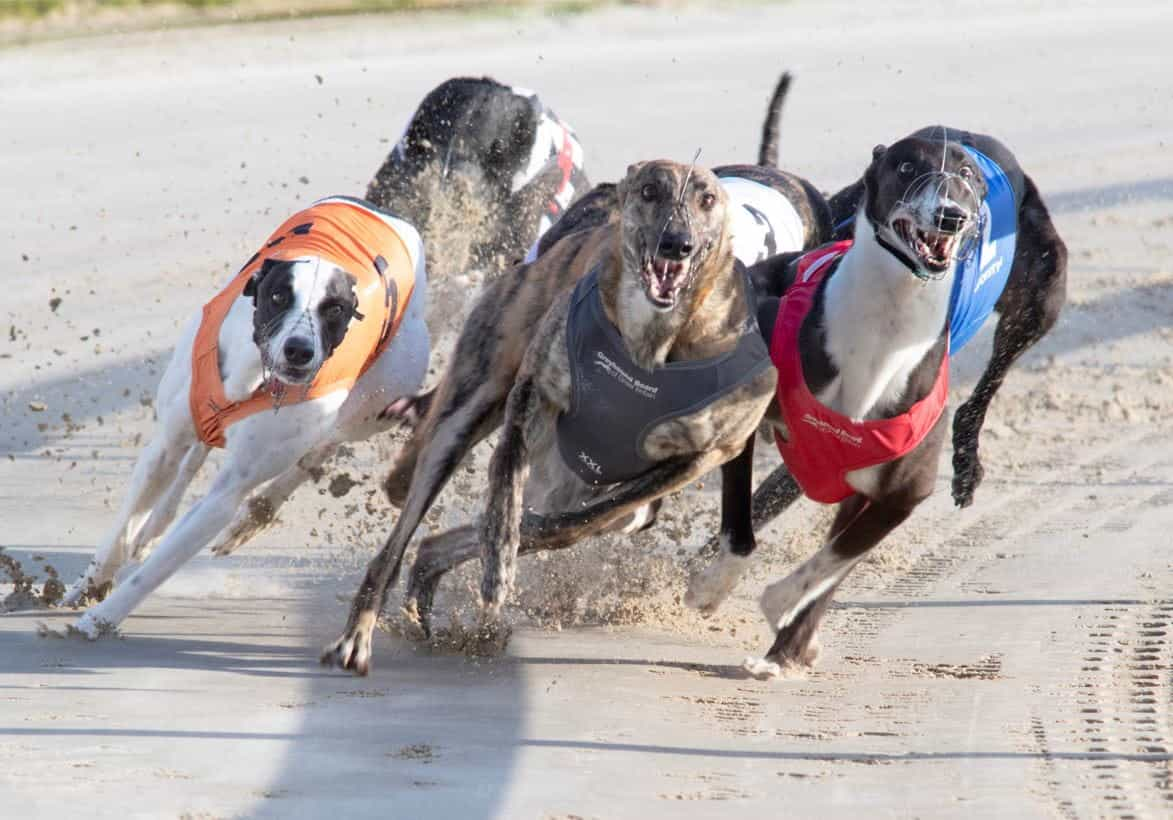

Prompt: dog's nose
[
  {"left": 934, "top": 205, "right": 969, "bottom": 234},
  {"left": 283, "top": 337, "right": 315, "bottom": 367},
  {"left": 658, "top": 232, "right": 694, "bottom": 260}
]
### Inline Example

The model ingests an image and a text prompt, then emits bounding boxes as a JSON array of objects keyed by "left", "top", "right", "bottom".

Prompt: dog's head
[
  {"left": 862, "top": 134, "right": 988, "bottom": 276},
  {"left": 398, "top": 78, "right": 537, "bottom": 190},
  {"left": 616, "top": 159, "right": 732, "bottom": 312},
  {"left": 371, "top": 78, "right": 545, "bottom": 273},
  {"left": 243, "top": 258, "right": 361, "bottom": 385}
]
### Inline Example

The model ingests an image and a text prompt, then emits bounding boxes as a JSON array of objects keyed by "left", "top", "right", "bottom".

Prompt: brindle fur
[{"left": 320, "top": 160, "right": 776, "bottom": 675}]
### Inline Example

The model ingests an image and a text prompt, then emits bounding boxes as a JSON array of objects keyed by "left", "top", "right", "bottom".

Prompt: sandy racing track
[{"left": 2, "top": 0, "right": 1172, "bottom": 816}]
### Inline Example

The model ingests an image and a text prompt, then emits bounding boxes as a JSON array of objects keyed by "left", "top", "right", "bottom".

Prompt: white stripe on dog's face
[{"left": 252, "top": 259, "right": 358, "bottom": 385}]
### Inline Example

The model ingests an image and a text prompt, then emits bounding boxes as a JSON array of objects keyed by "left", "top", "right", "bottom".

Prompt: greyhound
[
  {"left": 366, "top": 76, "right": 588, "bottom": 276},
  {"left": 689, "top": 127, "right": 1067, "bottom": 677},
  {"left": 59, "top": 198, "right": 429, "bottom": 638},
  {"left": 321, "top": 160, "right": 777, "bottom": 675}
]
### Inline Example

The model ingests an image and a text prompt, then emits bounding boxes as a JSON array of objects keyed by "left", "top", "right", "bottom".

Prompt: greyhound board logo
[
  {"left": 801, "top": 412, "right": 864, "bottom": 447},
  {"left": 577, "top": 450, "right": 603, "bottom": 475},
  {"left": 593, "top": 351, "right": 659, "bottom": 399},
  {"left": 973, "top": 201, "right": 1003, "bottom": 293}
]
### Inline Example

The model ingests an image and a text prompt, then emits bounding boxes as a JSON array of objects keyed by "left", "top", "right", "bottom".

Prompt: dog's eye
[
  {"left": 898, "top": 161, "right": 915, "bottom": 177},
  {"left": 640, "top": 183, "right": 658, "bottom": 202},
  {"left": 959, "top": 165, "right": 974, "bottom": 179},
  {"left": 699, "top": 192, "right": 716, "bottom": 210},
  {"left": 270, "top": 291, "right": 288, "bottom": 307},
  {"left": 322, "top": 303, "right": 347, "bottom": 320}
]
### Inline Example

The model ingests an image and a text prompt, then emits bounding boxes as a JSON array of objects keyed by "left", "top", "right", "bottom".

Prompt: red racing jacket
[{"left": 769, "top": 241, "right": 949, "bottom": 503}]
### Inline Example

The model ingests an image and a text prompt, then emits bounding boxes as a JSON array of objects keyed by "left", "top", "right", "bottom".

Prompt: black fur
[
  {"left": 365, "top": 76, "right": 589, "bottom": 271},
  {"left": 249, "top": 261, "right": 359, "bottom": 365},
  {"left": 727, "top": 126, "right": 1066, "bottom": 671}
]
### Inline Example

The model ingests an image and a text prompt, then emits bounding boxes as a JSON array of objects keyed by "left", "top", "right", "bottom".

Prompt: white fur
[
  {"left": 817, "top": 207, "right": 953, "bottom": 425},
  {"left": 684, "top": 534, "right": 750, "bottom": 614},
  {"left": 62, "top": 233, "right": 429, "bottom": 638},
  {"left": 759, "top": 547, "right": 857, "bottom": 632},
  {"left": 722, "top": 176, "right": 806, "bottom": 264}
]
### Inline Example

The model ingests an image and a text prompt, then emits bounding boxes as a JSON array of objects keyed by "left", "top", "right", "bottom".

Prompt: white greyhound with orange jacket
[{"left": 61, "top": 196, "right": 428, "bottom": 638}]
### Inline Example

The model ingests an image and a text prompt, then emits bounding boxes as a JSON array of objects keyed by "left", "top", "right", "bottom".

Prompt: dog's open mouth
[
  {"left": 641, "top": 255, "right": 691, "bottom": 310},
  {"left": 892, "top": 217, "right": 964, "bottom": 273},
  {"left": 272, "top": 364, "right": 316, "bottom": 386}
]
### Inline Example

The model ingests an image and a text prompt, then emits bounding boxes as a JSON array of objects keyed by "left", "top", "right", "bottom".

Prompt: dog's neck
[
  {"left": 601, "top": 244, "right": 743, "bottom": 371},
  {"left": 815, "top": 210, "right": 952, "bottom": 421}
]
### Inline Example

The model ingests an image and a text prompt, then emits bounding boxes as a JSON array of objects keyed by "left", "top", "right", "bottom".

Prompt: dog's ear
[
  {"left": 243, "top": 258, "right": 280, "bottom": 300},
  {"left": 617, "top": 162, "right": 648, "bottom": 205},
  {"left": 345, "top": 272, "right": 364, "bottom": 320}
]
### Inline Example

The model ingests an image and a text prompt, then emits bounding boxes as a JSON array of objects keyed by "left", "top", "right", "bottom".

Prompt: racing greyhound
[
  {"left": 690, "top": 128, "right": 1066, "bottom": 676},
  {"left": 321, "top": 160, "right": 777, "bottom": 675},
  {"left": 60, "top": 198, "right": 429, "bottom": 638},
  {"left": 366, "top": 76, "right": 588, "bottom": 276}
]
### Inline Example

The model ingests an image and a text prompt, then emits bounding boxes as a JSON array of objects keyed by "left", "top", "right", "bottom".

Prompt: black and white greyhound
[{"left": 685, "top": 127, "right": 1067, "bottom": 677}]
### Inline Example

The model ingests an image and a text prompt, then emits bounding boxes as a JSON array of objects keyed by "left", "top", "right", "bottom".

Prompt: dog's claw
[
  {"left": 399, "top": 599, "right": 431, "bottom": 643},
  {"left": 466, "top": 610, "right": 511, "bottom": 657},
  {"left": 320, "top": 611, "right": 377, "bottom": 676}
]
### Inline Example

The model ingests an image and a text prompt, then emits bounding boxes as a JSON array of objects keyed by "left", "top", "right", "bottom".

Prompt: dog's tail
[{"left": 757, "top": 71, "right": 792, "bottom": 168}]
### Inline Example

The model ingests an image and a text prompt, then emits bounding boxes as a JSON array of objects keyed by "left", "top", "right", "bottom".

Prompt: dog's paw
[
  {"left": 61, "top": 578, "right": 112, "bottom": 609},
  {"left": 742, "top": 654, "right": 810, "bottom": 681},
  {"left": 742, "top": 655, "right": 784, "bottom": 680},
  {"left": 319, "top": 611, "right": 377, "bottom": 676},
  {"left": 55, "top": 610, "right": 120, "bottom": 641},
  {"left": 685, "top": 550, "right": 749, "bottom": 615},
  {"left": 951, "top": 451, "right": 984, "bottom": 508},
  {"left": 211, "top": 496, "right": 276, "bottom": 556},
  {"left": 378, "top": 393, "right": 428, "bottom": 426},
  {"left": 399, "top": 599, "right": 431, "bottom": 643},
  {"left": 465, "top": 612, "right": 512, "bottom": 657}
]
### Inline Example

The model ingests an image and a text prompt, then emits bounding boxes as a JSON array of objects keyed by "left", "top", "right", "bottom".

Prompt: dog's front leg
[
  {"left": 745, "top": 495, "right": 913, "bottom": 679},
  {"left": 685, "top": 436, "right": 757, "bottom": 614},
  {"left": 73, "top": 472, "right": 251, "bottom": 637}
]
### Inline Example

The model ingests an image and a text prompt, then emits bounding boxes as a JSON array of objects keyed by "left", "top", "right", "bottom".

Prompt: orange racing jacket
[{"left": 190, "top": 198, "right": 417, "bottom": 448}]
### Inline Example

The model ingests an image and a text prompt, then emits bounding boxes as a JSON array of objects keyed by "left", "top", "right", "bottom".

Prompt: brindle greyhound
[
  {"left": 321, "top": 160, "right": 777, "bottom": 675},
  {"left": 687, "top": 127, "right": 1066, "bottom": 677}
]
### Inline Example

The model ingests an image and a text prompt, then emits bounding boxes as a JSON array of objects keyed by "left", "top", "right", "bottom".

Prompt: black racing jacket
[{"left": 556, "top": 267, "right": 773, "bottom": 486}]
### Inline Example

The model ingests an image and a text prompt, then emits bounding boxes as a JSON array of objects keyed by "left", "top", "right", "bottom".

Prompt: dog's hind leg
[
  {"left": 952, "top": 179, "right": 1067, "bottom": 507},
  {"left": 321, "top": 376, "right": 508, "bottom": 675},
  {"left": 209, "top": 445, "right": 334, "bottom": 557},
  {"left": 130, "top": 443, "right": 209, "bottom": 561},
  {"left": 686, "top": 436, "right": 758, "bottom": 614},
  {"left": 747, "top": 495, "right": 913, "bottom": 679},
  {"left": 63, "top": 428, "right": 193, "bottom": 606},
  {"left": 403, "top": 525, "right": 479, "bottom": 635}
]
